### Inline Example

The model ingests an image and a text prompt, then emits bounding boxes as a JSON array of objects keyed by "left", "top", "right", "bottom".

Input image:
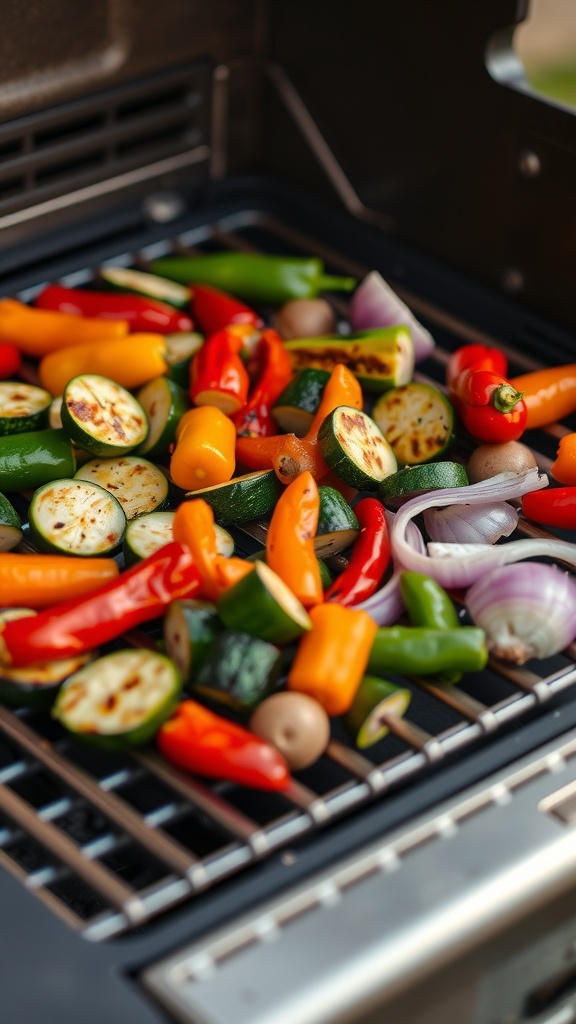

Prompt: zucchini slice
[
  {"left": 0, "top": 382, "right": 52, "bottom": 436},
  {"left": 61, "top": 375, "right": 148, "bottom": 457},
  {"left": 185, "top": 469, "right": 282, "bottom": 526},
  {"left": 165, "top": 332, "right": 204, "bottom": 388},
  {"left": 100, "top": 266, "right": 191, "bottom": 308},
  {"left": 217, "top": 561, "right": 312, "bottom": 645},
  {"left": 272, "top": 368, "right": 330, "bottom": 436},
  {"left": 163, "top": 599, "right": 221, "bottom": 685},
  {"left": 0, "top": 428, "right": 75, "bottom": 493},
  {"left": 318, "top": 406, "right": 397, "bottom": 490},
  {"left": 193, "top": 631, "right": 283, "bottom": 713},
  {"left": 0, "top": 609, "right": 91, "bottom": 708},
  {"left": 378, "top": 462, "right": 469, "bottom": 502},
  {"left": 53, "top": 648, "right": 182, "bottom": 747},
  {"left": 284, "top": 327, "right": 414, "bottom": 393},
  {"left": 0, "top": 493, "right": 22, "bottom": 551},
  {"left": 123, "top": 510, "right": 233, "bottom": 566},
  {"left": 313, "top": 530, "right": 359, "bottom": 558},
  {"left": 28, "top": 479, "right": 126, "bottom": 557},
  {"left": 74, "top": 456, "right": 170, "bottom": 519},
  {"left": 136, "top": 376, "right": 189, "bottom": 459},
  {"left": 372, "top": 383, "right": 455, "bottom": 465},
  {"left": 317, "top": 485, "right": 360, "bottom": 535},
  {"left": 343, "top": 676, "right": 412, "bottom": 749}
]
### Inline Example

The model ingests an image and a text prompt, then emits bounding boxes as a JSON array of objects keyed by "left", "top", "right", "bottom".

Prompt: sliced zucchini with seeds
[
  {"left": 165, "top": 332, "right": 204, "bottom": 388},
  {"left": 0, "top": 382, "right": 52, "bottom": 436},
  {"left": 272, "top": 368, "right": 330, "bottom": 436},
  {"left": 185, "top": 469, "right": 282, "bottom": 526},
  {"left": 313, "top": 530, "right": 359, "bottom": 558},
  {"left": 318, "top": 406, "right": 397, "bottom": 490},
  {"left": 217, "top": 561, "right": 312, "bottom": 645},
  {"left": 123, "top": 510, "right": 233, "bottom": 566},
  {"left": 100, "top": 266, "right": 191, "bottom": 308},
  {"left": 29, "top": 479, "right": 126, "bottom": 556},
  {"left": 0, "top": 493, "right": 22, "bottom": 551},
  {"left": 53, "top": 648, "right": 182, "bottom": 747},
  {"left": 75, "top": 456, "right": 169, "bottom": 519},
  {"left": 378, "top": 462, "right": 469, "bottom": 503},
  {"left": 372, "top": 383, "right": 455, "bottom": 465},
  {"left": 164, "top": 599, "right": 221, "bottom": 685},
  {"left": 48, "top": 396, "right": 63, "bottom": 429},
  {"left": 0, "top": 609, "right": 92, "bottom": 707},
  {"left": 284, "top": 327, "right": 414, "bottom": 393},
  {"left": 136, "top": 376, "right": 189, "bottom": 459},
  {"left": 61, "top": 374, "right": 148, "bottom": 456},
  {"left": 343, "top": 676, "right": 412, "bottom": 749}
]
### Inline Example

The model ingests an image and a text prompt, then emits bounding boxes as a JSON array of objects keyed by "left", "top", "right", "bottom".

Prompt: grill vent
[{"left": 0, "top": 63, "right": 210, "bottom": 215}]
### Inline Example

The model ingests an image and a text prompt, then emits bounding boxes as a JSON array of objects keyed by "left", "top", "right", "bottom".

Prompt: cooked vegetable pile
[{"left": 0, "top": 253, "right": 574, "bottom": 790}]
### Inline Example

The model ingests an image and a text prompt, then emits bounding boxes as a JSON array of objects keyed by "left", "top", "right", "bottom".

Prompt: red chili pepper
[
  {"left": 0, "top": 342, "right": 21, "bottom": 379},
  {"left": 35, "top": 285, "right": 193, "bottom": 335},
  {"left": 0, "top": 542, "right": 201, "bottom": 667},
  {"left": 450, "top": 364, "right": 527, "bottom": 444},
  {"left": 190, "top": 283, "right": 263, "bottom": 336},
  {"left": 446, "top": 344, "right": 508, "bottom": 389},
  {"left": 325, "top": 498, "right": 391, "bottom": 606},
  {"left": 157, "top": 699, "right": 291, "bottom": 790},
  {"left": 522, "top": 487, "right": 576, "bottom": 529},
  {"left": 234, "top": 329, "right": 293, "bottom": 437},
  {"left": 190, "top": 324, "right": 251, "bottom": 415}
]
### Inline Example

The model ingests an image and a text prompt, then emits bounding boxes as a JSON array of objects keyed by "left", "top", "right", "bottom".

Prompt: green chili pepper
[
  {"left": 400, "top": 571, "right": 462, "bottom": 683},
  {"left": 150, "top": 253, "right": 356, "bottom": 305},
  {"left": 367, "top": 626, "right": 487, "bottom": 676}
]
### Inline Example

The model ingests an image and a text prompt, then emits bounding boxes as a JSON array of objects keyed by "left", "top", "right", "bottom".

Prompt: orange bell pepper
[
  {"left": 551, "top": 433, "right": 576, "bottom": 484},
  {"left": 0, "top": 298, "right": 128, "bottom": 358},
  {"left": 287, "top": 603, "right": 378, "bottom": 716},
  {"left": 510, "top": 364, "right": 576, "bottom": 430},
  {"left": 39, "top": 334, "right": 167, "bottom": 395},
  {"left": 173, "top": 500, "right": 253, "bottom": 600},
  {"left": 170, "top": 406, "right": 236, "bottom": 491},
  {"left": 266, "top": 470, "right": 323, "bottom": 607},
  {"left": 0, "top": 553, "right": 119, "bottom": 609}
]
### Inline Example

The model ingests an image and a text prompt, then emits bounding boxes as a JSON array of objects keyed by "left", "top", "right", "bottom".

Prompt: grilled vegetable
[
  {"left": 0, "top": 298, "right": 128, "bottom": 357},
  {"left": 378, "top": 461, "right": 469, "bottom": 502},
  {"left": 74, "top": 456, "right": 169, "bottom": 519},
  {"left": 53, "top": 649, "right": 182, "bottom": 747},
  {"left": 163, "top": 599, "right": 221, "bottom": 685},
  {"left": 151, "top": 252, "right": 356, "bottom": 304},
  {"left": 190, "top": 283, "right": 263, "bottom": 336},
  {"left": 100, "top": 266, "right": 191, "bottom": 308},
  {"left": 164, "top": 332, "right": 204, "bottom": 388},
  {"left": 190, "top": 324, "right": 251, "bottom": 415},
  {"left": 173, "top": 499, "right": 254, "bottom": 601},
  {"left": 343, "top": 676, "right": 411, "bottom": 748},
  {"left": 136, "top": 376, "right": 189, "bottom": 460},
  {"left": 367, "top": 626, "right": 488, "bottom": 676},
  {"left": 123, "top": 510, "right": 233, "bottom": 567},
  {"left": 317, "top": 485, "right": 359, "bottom": 536},
  {"left": 193, "top": 631, "right": 282, "bottom": 713},
  {"left": 233, "top": 329, "right": 293, "bottom": 438},
  {"left": 170, "top": 405, "right": 236, "bottom": 492},
  {"left": 39, "top": 334, "right": 167, "bottom": 396},
  {"left": 184, "top": 469, "right": 281, "bottom": 526},
  {"left": 0, "top": 608, "right": 92, "bottom": 708},
  {"left": 275, "top": 298, "right": 336, "bottom": 341},
  {"left": 0, "top": 493, "right": 22, "bottom": 551},
  {"left": 284, "top": 327, "right": 414, "bottom": 392},
  {"left": 217, "top": 561, "right": 312, "bottom": 644},
  {"left": 318, "top": 406, "right": 397, "bottom": 490},
  {"left": 372, "top": 382, "right": 454, "bottom": 465},
  {"left": 0, "top": 553, "right": 119, "bottom": 609},
  {"left": 249, "top": 692, "right": 330, "bottom": 770},
  {"left": 325, "top": 498, "right": 391, "bottom": 607},
  {"left": 28, "top": 479, "right": 126, "bottom": 557},
  {"left": 61, "top": 375, "right": 148, "bottom": 456},
  {"left": 272, "top": 368, "right": 331, "bottom": 436},
  {"left": 0, "top": 428, "right": 75, "bottom": 492},
  {"left": 400, "top": 571, "right": 462, "bottom": 683},
  {"left": 157, "top": 699, "right": 291, "bottom": 790},
  {"left": 0, "top": 382, "right": 52, "bottom": 436},
  {"left": 35, "top": 284, "right": 193, "bottom": 334},
  {"left": 466, "top": 441, "right": 537, "bottom": 483},
  {"left": 266, "top": 471, "right": 323, "bottom": 608}
]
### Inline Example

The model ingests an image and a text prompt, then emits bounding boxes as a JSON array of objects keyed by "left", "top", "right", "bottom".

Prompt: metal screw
[
  {"left": 143, "top": 191, "right": 186, "bottom": 224},
  {"left": 502, "top": 268, "right": 525, "bottom": 293},
  {"left": 518, "top": 149, "right": 541, "bottom": 178}
]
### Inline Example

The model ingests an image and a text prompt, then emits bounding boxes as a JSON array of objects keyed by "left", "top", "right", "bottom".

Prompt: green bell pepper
[
  {"left": 367, "top": 626, "right": 488, "bottom": 676},
  {"left": 400, "top": 571, "right": 462, "bottom": 683}
]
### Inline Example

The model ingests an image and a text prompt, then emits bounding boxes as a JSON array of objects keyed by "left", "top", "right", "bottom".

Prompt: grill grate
[{"left": 2, "top": 211, "right": 576, "bottom": 941}]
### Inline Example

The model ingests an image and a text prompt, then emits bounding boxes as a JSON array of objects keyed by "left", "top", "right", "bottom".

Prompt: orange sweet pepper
[
  {"left": 266, "top": 470, "right": 323, "bottom": 607},
  {"left": 551, "top": 433, "right": 576, "bottom": 485},
  {"left": 170, "top": 406, "right": 236, "bottom": 491},
  {"left": 287, "top": 603, "right": 378, "bottom": 716},
  {"left": 39, "top": 334, "right": 167, "bottom": 395},
  {"left": 0, "top": 553, "right": 119, "bottom": 609},
  {"left": 173, "top": 500, "right": 253, "bottom": 600},
  {"left": 510, "top": 364, "right": 576, "bottom": 430},
  {"left": 0, "top": 298, "right": 128, "bottom": 358}
]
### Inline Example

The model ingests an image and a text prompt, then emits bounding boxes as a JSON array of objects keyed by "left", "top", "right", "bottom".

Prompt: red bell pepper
[
  {"left": 522, "top": 487, "right": 576, "bottom": 529},
  {"left": 325, "top": 498, "right": 391, "bottom": 606},
  {"left": 448, "top": 345, "right": 527, "bottom": 444},
  {"left": 157, "top": 699, "right": 291, "bottom": 790},
  {"left": 35, "top": 285, "right": 193, "bottom": 335},
  {"left": 190, "top": 324, "right": 251, "bottom": 415},
  {"left": 0, "top": 342, "right": 21, "bottom": 379},
  {"left": 190, "top": 283, "right": 263, "bottom": 336},
  {"left": 0, "top": 542, "right": 201, "bottom": 667},
  {"left": 446, "top": 343, "right": 508, "bottom": 390},
  {"left": 234, "top": 328, "right": 293, "bottom": 437}
]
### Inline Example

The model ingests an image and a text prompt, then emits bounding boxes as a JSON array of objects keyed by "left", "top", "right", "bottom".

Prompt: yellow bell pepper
[
  {"left": 170, "top": 405, "right": 236, "bottom": 491},
  {"left": 38, "top": 334, "right": 167, "bottom": 395}
]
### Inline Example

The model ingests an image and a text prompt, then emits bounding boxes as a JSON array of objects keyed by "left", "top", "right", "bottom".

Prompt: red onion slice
[
  {"left": 348, "top": 271, "right": 435, "bottom": 363},
  {"left": 356, "top": 511, "right": 425, "bottom": 625}
]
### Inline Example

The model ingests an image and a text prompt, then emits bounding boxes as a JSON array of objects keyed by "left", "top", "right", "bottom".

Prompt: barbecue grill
[{"left": 1, "top": 2, "right": 576, "bottom": 1021}]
